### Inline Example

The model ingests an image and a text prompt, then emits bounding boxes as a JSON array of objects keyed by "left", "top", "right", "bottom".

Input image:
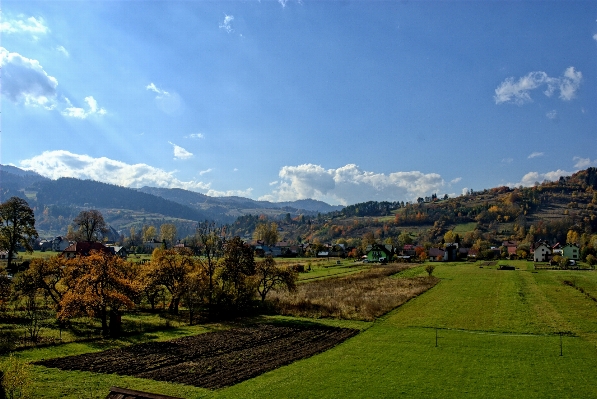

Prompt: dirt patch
[{"left": 35, "top": 324, "right": 358, "bottom": 389}]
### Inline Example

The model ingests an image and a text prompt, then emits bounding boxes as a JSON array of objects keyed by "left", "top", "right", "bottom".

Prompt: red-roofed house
[{"left": 62, "top": 242, "right": 114, "bottom": 259}]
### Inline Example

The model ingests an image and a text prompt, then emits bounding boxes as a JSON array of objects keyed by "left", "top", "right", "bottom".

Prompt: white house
[{"left": 533, "top": 243, "right": 552, "bottom": 262}]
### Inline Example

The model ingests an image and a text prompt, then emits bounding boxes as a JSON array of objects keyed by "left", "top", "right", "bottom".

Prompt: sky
[{"left": 1, "top": 1, "right": 596, "bottom": 206}]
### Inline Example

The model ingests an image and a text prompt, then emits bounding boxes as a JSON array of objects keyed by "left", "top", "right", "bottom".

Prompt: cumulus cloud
[
  {"left": 260, "top": 164, "right": 445, "bottom": 205},
  {"left": 219, "top": 14, "right": 234, "bottom": 33},
  {"left": 494, "top": 67, "right": 582, "bottom": 105},
  {"left": 168, "top": 142, "right": 193, "bottom": 160},
  {"left": 62, "top": 96, "right": 106, "bottom": 118},
  {"left": 594, "top": 34, "right": 597, "bottom": 42},
  {"left": 146, "top": 82, "right": 183, "bottom": 115},
  {"left": 0, "top": 47, "right": 58, "bottom": 108},
  {"left": 450, "top": 177, "right": 462, "bottom": 184},
  {"left": 186, "top": 133, "right": 204, "bottom": 139},
  {"left": 199, "top": 168, "right": 212, "bottom": 175},
  {"left": 508, "top": 169, "right": 573, "bottom": 187},
  {"left": 0, "top": 16, "right": 48, "bottom": 37},
  {"left": 528, "top": 152, "right": 544, "bottom": 159},
  {"left": 573, "top": 156, "right": 597, "bottom": 169},
  {"left": 19, "top": 150, "right": 213, "bottom": 192}
]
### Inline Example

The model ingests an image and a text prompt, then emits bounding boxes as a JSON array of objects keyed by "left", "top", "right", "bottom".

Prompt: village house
[
  {"left": 533, "top": 242, "right": 552, "bottom": 262},
  {"left": 562, "top": 243, "right": 580, "bottom": 260},
  {"left": 62, "top": 242, "right": 114, "bottom": 259},
  {"left": 366, "top": 244, "right": 393, "bottom": 262}
]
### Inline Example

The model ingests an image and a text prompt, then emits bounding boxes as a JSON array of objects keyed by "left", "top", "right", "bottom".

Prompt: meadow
[{"left": 3, "top": 261, "right": 597, "bottom": 398}]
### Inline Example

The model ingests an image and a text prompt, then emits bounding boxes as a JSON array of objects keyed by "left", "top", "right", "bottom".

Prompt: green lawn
[{"left": 5, "top": 262, "right": 597, "bottom": 398}]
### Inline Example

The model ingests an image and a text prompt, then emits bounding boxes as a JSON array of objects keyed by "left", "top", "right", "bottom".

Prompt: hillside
[{"left": 230, "top": 168, "right": 597, "bottom": 249}]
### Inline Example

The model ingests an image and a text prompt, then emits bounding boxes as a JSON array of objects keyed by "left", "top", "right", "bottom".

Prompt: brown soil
[{"left": 35, "top": 324, "right": 358, "bottom": 389}]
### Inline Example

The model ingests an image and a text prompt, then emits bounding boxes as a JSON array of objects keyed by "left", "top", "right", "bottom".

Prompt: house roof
[
  {"left": 63, "top": 242, "right": 113, "bottom": 256},
  {"left": 429, "top": 248, "right": 445, "bottom": 257}
]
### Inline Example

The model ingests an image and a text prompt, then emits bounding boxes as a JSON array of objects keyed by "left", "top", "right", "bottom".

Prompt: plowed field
[{"left": 36, "top": 324, "right": 358, "bottom": 389}]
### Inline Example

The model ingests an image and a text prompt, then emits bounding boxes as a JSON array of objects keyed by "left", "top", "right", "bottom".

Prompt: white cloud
[
  {"left": 269, "top": 181, "right": 279, "bottom": 186},
  {"left": 199, "top": 168, "right": 212, "bottom": 175},
  {"left": 528, "top": 152, "right": 544, "bottom": 159},
  {"left": 593, "top": 34, "right": 597, "bottom": 42},
  {"left": 168, "top": 142, "right": 193, "bottom": 160},
  {"left": 573, "top": 156, "right": 597, "bottom": 169},
  {"left": 56, "top": 46, "right": 69, "bottom": 57},
  {"left": 501, "top": 158, "right": 513, "bottom": 164},
  {"left": 546, "top": 110, "right": 557, "bottom": 120},
  {"left": 186, "top": 133, "right": 204, "bottom": 139},
  {"left": 461, "top": 187, "right": 470, "bottom": 196},
  {"left": 508, "top": 169, "right": 573, "bottom": 187},
  {"left": 278, "top": 0, "right": 289, "bottom": 7},
  {"left": 0, "top": 47, "right": 58, "bottom": 108},
  {"left": 558, "top": 67, "right": 582, "bottom": 101},
  {"left": 146, "top": 82, "right": 183, "bottom": 115},
  {"left": 450, "top": 177, "right": 462, "bottom": 184},
  {"left": 146, "top": 82, "right": 169, "bottom": 96},
  {"left": 233, "top": 168, "right": 239, "bottom": 172},
  {"left": 260, "top": 163, "right": 445, "bottom": 205},
  {"left": 494, "top": 67, "right": 582, "bottom": 105},
  {"left": 0, "top": 16, "right": 48, "bottom": 37},
  {"left": 62, "top": 96, "right": 106, "bottom": 119},
  {"left": 219, "top": 14, "right": 234, "bottom": 33},
  {"left": 19, "top": 150, "right": 212, "bottom": 192}
]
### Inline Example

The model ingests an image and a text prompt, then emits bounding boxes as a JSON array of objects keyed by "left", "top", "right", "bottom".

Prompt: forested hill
[
  {"left": 0, "top": 165, "right": 49, "bottom": 201},
  {"left": 33, "top": 178, "right": 206, "bottom": 221}
]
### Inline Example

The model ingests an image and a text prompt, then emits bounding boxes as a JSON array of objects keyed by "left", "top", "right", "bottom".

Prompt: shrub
[
  {"left": 425, "top": 264, "right": 436, "bottom": 277},
  {"left": 0, "top": 353, "right": 32, "bottom": 399}
]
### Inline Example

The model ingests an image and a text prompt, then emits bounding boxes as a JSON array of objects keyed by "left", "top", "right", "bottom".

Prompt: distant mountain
[
  {"left": 0, "top": 165, "right": 344, "bottom": 238},
  {"left": 137, "top": 187, "right": 344, "bottom": 218}
]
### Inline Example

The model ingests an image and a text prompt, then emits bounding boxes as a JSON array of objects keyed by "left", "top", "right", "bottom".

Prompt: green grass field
[{"left": 4, "top": 262, "right": 597, "bottom": 398}]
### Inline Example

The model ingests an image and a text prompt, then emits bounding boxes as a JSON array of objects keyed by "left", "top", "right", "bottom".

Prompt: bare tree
[{"left": 73, "top": 209, "right": 108, "bottom": 242}]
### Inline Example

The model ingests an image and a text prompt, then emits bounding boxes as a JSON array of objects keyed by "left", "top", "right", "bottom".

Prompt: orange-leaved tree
[
  {"left": 58, "top": 251, "right": 140, "bottom": 336},
  {"left": 148, "top": 247, "right": 196, "bottom": 314}
]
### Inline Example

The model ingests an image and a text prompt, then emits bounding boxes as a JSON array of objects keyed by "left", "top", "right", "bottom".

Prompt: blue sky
[{"left": 2, "top": 1, "right": 596, "bottom": 206}]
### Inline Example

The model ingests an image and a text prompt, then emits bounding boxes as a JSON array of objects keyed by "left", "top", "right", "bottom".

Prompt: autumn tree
[
  {"left": 73, "top": 209, "right": 108, "bottom": 242},
  {"left": 12, "top": 271, "right": 52, "bottom": 342},
  {"left": 253, "top": 222, "right": 279, "bottom": 246},
  {"left": 443, "top": 230, "right": 456, "bottom": 244},
  {"left": 160, "top": 223, "right": 177, "bottom": 248},
  {"left": 59, "top": 251, "right": 139, "bottom": 336},
  {"left": 254, "top": 257, "right": 297, "bottom": 302},
  {"left": 567, "top": 230, "right": 580, "bottom": 245},
  {"left": 220, "top": 236, "right": 256, "bottom": 309},
  {"left": 0, "top": 197, "right": 38, "bottom": 271},
  {"left": 195, "top": 222, "right": 225, "bottom": 314},
  {"left": 143, "top": 225, "right": 157, "bottom": 242},
  {"left": 149, "top": 248, "right": 196, "bottom": 314},
  {"left": 20, "top": 256, "right": 67, "bottom": 309}
]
